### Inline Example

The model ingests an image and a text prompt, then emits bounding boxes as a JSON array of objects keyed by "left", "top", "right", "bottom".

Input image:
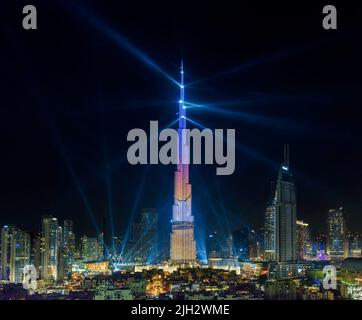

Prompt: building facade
[
  {"left": 265, "top": 146, "right": 297, "bottom": 278},
  {"left": 10, "top": 230, "right": 30, "bottom": 283},
  {"left": 170, "top": 62, "right": 196, "bottom": 264},
  {"left": 1, "top": 225, "right": 16, "bottom": 281},
  {"left": 41, "top": 216, "right": 59, "bottom": 281},
  {"left": 327, "top": 207, "right": 348, "bottom": 260}
]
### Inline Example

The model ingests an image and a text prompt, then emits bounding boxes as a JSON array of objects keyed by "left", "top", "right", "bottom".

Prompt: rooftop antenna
[{"left": 284, "top": 144, "right": 290, "bottom": 165}]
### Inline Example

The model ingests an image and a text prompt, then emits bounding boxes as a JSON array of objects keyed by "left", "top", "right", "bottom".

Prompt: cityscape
[
  {"left": 1, "top": 1, "right": 362, "bottom": 303},
  {"left": 1, "top": 65, "right": 361, "bottom": 300}
]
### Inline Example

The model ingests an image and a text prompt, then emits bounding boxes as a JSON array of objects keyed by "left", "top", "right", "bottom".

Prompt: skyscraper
[
  {"left": 348, "top": 232, "right": 361, "bottom": 258},
  {"left": 266, "top": 146, "right": 297, "bottom": 278},
  {"left": 1, "top": 225, "right": 16, "bottom": 281},
  {"left": 327, "top": 207, "right": 348, "bottom": 260},
  {"left": 296, "top": 220, "right": 311, "bottom": 260},
  {"left": 232, "top": 228, "right": 249, "bottom": 261},
  {"left": 63, "top": 220, "right": 75, "bottom": 271},
  {"left": 170, "top": 62, "right": 197, "bottom": 264},
  {"left": 81, "top": 236, "right": 103, "bottom": 262},
  {"left": 10, "top": 230, "right": 30, "bottom": 283},
  {"left": 140, "top": 208, "right": 158, "bottom": 263},
  {"left": 30, "top": 231, "right": 41, "bottom": 273},
  {"left": 127, "top": 209, "right": 159, "bottom": 264},
  {"left": 248, "top": 228, "right": 264, "bottom": 261},
  {"left": 264, "top": 202, "right": 277, "bottom": 261},
  {"left": 41, "top": 216, "right": 59, "bottom": 281}
]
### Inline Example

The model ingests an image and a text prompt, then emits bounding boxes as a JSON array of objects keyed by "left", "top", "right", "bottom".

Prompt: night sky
[{"left": 1, "top": 1, "right": 362, "bottom": 246}]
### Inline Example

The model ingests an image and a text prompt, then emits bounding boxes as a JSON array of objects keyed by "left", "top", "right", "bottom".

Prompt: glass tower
[
  {"left": 327, "top": 207, "right": 348, "bottom": 260},
  {"left": 41, "top": 216, "right": 59, "bottom": 281},
  {"left": 10, "top": 230, "right": 30, "bottom": 283},
  {"left": 265, "top": 146, "right": 297, "bottom": 278}
]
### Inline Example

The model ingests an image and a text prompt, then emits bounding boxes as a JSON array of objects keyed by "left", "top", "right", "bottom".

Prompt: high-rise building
[
  {"left": 63, "top": 220, "right": 75, "bottom": 271},
  {"left": 127, "top": 209, "right": 158, "bottom": 264},
  {"left": 10, "top": 230, "right": 30, "bottom": 283},
  {"left": 232, "top": 227, "right": 249, "bottom": 261},
  {"left": 248, "top": 228, "right": 264, "bottom": 261},
  {"left": 207, "top": 231, "right": 221, "bottom": 259},
  {"left": 264, "top": 198, "right": 277, "bottom": 261},
  {"left": 348, "top": 232, "right": 361, "bottom": 258},
  {"left": 41, "top": 216, "right": 59, "bottom": 281},
  {"left": 81, "top": 236, "right": 103, "bottom": 262},
  {"left": 265, "top": 146, "right": 297, "bottom": 278},
  {"left": 111, "top": 236, "right": 122, "bottom": 258},
  {"left": 140, "top": 209, "right": 158, "bottom": 263},
  {"left": 1, "top": 225, "right": 16, "bottom": 281},
  {"left": 30, "top": 231, "right": 41, "bottom": 273},
  {"left": 327, "top": 207, "right": 348, "bottom": 260},
  {"left": 296, "top": 220, "right": 311, "bottom": 260},
  {"left": 170, "top": 62, "right": 196, "bottom": 264},
  {"left": 313, "top": 232, "right": 328, "bottom": 260}
]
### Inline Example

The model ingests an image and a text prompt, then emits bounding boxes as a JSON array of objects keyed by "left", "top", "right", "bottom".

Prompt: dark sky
[{"left": 1, "top": 1, "right": 362, "bottom": 245}]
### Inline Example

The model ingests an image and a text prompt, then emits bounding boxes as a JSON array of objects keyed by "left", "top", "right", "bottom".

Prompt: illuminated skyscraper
[
  {"left": 41, "top": 216, "right": 59, "bottom": 281},
  {"left": 170, "top": 62, "right": 196, "bottom": 263},
  {"left": 266, "top": 146, "right": 297, "bottom": 278},
  {"left": 348, "top": 232, "right": 361, "bottom": 258},
  {"left": 264, "top": 187, "right": 277, "bottom": 261},
  {"left": 127, "top": 209, "right": 158, "bottom": 264},
  {"left": 327, "top": 207, "right": 348, "bottom": 260},
  {"left": 1, "top": 225, "right": 16, "bottom": 281},
  {"left": 81, "top": 236, "right": 103, "bottom": 262},
  {"left": 63, "top": 220, "right": 75, "bottom": 271},
  {"left": 10, "top": 230, "right": 30, "bottom": 283},
  {"left": 296, "top": 220, "right": 311, "bottom": 260}
]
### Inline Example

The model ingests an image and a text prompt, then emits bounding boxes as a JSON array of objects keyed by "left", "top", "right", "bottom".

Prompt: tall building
[
  {"left": 264, "top": 197, "right": 277, "bottom": 261},
  {"left": 127, "top": 209, "right": 158, "bottom": 264},
  {"left": 232, "top": 227, "right": 249, "bottom": 261},
  {"left": 170, "top": 62, "right": 197, "bottom": 264},
  {"left": 1, "top": 225, "right": 16, "bottom": 281},
  {"left": 30, "top": 231, "right": 41, "bottom": 273},
  {"left": 266, "top": 146, "right": 297, "bottom": 278},
  {"left": 111, "top": 236, "right": 122, "bottom": 258},
  {"left": 63, "top": 220, "right": 75, "bottom": 271},
  {"left": 10, "top": 230, "right": 30, "bottom": 283},
  {"left": 248, "top": 228, "right": 264, "bottom": 261},
  {"left": 296, "top": 220, "right": 311, "bottom": 260},
  {"left": 327, "top": 207, "right": 348, "bottom": 260},
  {"left": 41, "top": 216, "right": 59, "bottom": 281},
  {"left": 313, "top": 232, "right": 328, "bottom": 260},
  {"left": 140, "top": 208, "right": 158, "bottom": 263},
  {"left": 348, "top": 232, "right": 361, "bottom": 258},
  {"left": 81, "top": 236, "right": 103, "bottom": 262}
]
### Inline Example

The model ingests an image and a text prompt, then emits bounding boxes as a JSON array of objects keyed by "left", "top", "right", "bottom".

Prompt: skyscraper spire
[
  {"left": 283, "top": 144, "right": 290, "bottom": 165},
  {"left": 179, "top": 60, "right": 186, "bottom": 130}
]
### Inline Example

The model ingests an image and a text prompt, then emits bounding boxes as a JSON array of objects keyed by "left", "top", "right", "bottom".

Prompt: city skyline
[
  {"left": 1, "top": 0, "right": 362, "bottom": 302},
  {"left": 2, "top": 2, "right": 362, "bottom": 239}
]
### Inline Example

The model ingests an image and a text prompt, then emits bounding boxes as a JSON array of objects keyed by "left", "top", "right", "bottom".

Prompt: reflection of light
[
  {"left": 282, "top": 166, "right": 288, "bottom": 171},
  {"left": 179, "top": 100, "right": 183, "bottom": 103}
]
